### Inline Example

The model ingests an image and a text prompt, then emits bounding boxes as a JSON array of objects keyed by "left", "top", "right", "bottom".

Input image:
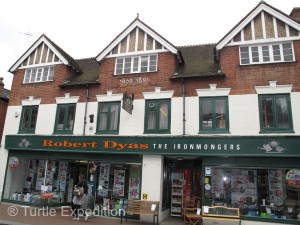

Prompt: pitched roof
[
  {"left": 59, "top": 58, "right": 100, "bottom": 87},
  {"left": 216, "top": 1, "right": 300, "bottom": 51},
  {"left": 172, "top": 44, "right": 224, "bottom": 79},
  {"left": 9, "top": 34, "right": 81, "bottom": 73},
  {"left": 96, "top": 17, "right": 180, "bottom": 62}
]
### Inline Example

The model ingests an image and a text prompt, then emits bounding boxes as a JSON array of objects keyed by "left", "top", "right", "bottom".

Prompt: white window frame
[
  {"left": 24, "top": 66, "right": 54, "bottom": 84},
  {"left": 239, "top": 42, "right": 295, "bottom": 65},
  {"left": 114, "top": 54, "right": 157, "bottom": 75}
]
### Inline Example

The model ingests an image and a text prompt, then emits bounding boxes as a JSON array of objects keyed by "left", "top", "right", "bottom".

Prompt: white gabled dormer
[
  {"left": 216, "top": 1, "right": 300, "bottom": 65},
  {"left": 96, "top": 17, "right": 179, "bottom": 76},
  {"left": 9, "top": 34, "right": 80, "bottom": 84}
]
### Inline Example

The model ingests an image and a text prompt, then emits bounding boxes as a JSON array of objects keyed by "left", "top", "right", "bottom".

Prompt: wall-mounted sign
[
  {"left": 122, "top": 93, "right": 133, "bottom": 115},
  {"left": 286, "top": 169, "right": 300, "bottom": 188},
  {"left": 5, "top": 135, "right": 300, "bottom": 157},
  {"left": 8, "top": 157, "right": 19, "bottom": 169}
]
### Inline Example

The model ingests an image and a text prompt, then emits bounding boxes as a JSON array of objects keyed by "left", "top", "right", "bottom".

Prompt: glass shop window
[{"left": 204, "top": 167, "right": 300, "bottom": 221}]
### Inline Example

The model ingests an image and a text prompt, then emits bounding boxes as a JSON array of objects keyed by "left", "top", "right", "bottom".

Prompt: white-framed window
[
  {"left": 24, "top": 66, "right": 55, "bottom": 84},
  {"left": 115, "top": 54, "right": 157, "bottom": 75},
  {"left": 239, "top": 42, "right": 294, "bottom": 65}
]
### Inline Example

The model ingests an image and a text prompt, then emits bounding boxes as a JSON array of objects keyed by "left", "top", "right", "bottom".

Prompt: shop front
[{"left": 3, "top": 135, "right": 300, "bottom": 223}]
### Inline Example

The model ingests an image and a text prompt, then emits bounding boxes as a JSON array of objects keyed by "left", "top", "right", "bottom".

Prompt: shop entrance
[{"left": 163, "top": 157, "right": 202, "bottom": 218}]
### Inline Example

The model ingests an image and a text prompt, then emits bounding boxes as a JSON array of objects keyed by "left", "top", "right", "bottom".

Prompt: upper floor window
[
  {"left": 115, "top": 55, "right": 157, "bottom": 75},
  {"left": 19, "top": 106, "right": 39, "bottom": 133},
  {"left": 240, "top": 43, "right": 294, "bottom": 65},
  {"left": 54, "top": 104, "right": 76, "bottom": 134},
  {"left": 96, "top": 102, "right": 121, "bottom": 134},
  {"left": 144, "top": 99, "right": 171, "bottom": 134},
  {"left": 199, "top": 97, "right": 229, "bottom": 133},
  {"left": 24, "top": 66, "right": 54, "bottom": 84},
  {"left": 259, "top": 94, "right": 293, "bottom": 133}
]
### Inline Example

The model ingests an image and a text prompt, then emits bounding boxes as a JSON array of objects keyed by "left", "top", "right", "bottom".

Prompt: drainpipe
[
  {"left": 182, "top": 78, "right": 186, "bottom": 135},
  {"left": 83, "top": 85, "right": 90, "bottom": 136}
]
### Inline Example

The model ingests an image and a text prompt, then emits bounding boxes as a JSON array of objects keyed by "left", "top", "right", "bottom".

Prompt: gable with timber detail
[
  {"left": 231, "top": 10, "right": 300, "bottom": 44},
  {"left": 96, "top": 19, "right": 178, "bottom": 61},
  {"left": 108, "top": 27, "right": 165, "bottom": 57},
  {"left": 216, "top": 2, "right": 300, "bottom": 50},
  {"left": 20, "top": 42, "right": 61, "bottom": 68}
]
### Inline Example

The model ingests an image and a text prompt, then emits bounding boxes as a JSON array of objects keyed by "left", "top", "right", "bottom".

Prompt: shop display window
[
  {"left": 3, "top": 157, "right": 72, "bottom": 206},
  {"left": 204, "top": 167, "right": 300, "bottom": 221},
  {"left": 2, "top": 156, "right": 142, "bottom": 210},
  {"left": 95, "top": 162, "right": 142, "bottom": 212}
]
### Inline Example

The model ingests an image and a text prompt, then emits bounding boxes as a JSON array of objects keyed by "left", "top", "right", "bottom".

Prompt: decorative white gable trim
[
  {"left": 56, "top": 93, "right": 79, "bottom": 104},
  {"left": 21, "top": 96, "right": 42, "bottom": 106},
  {"left": 104, "top": 49, "right": 169, "bottom": 59},
  {"left": 255, "top": 81, "right": 293, "bottom": 94},
  {"left": 196, "top": 84, "right": 231, "bottom": 97},
  {"left": 96, "top": 90, "right": 123, "bottom": 102},
  {"left": 96, "top": 20, "right": 178, "bottom": 62},
  {"left": 216, "top": 3, "right": 300, "bottom": 50},
  {"left": 10, "top": 35, "right": 69, "bottom": 73},
  {"left": 142, "top": 87, "right": 174, "bottom": 99}
]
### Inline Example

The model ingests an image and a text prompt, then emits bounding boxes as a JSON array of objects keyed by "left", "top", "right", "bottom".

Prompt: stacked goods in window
[{"left": 171, "top": 172, "right": 184, "bottom": 217}]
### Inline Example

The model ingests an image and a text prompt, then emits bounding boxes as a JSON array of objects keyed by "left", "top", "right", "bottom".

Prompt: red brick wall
[
  {"left": 0, "top": 99, "right": 8, "bottom": 143},
  {"left": 219, "top": 40, "right": 300, "bottom": 94},
  {"left": 9, "top": 52, "right": 181, "bottom": 105},
  {"left": 9, "top": 64, "right": 89, "bottom": 106},
  {"left": 98, "top": 52, "right": 181, "bottom": 99}
]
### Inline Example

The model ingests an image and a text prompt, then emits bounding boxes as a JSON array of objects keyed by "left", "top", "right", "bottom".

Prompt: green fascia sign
[{"left": 5, "top": 135, "right": 300, "bottom": 157}]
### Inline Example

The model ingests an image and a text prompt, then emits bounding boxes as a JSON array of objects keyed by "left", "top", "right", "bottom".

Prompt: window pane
[
  {"left": 124, "top": 58, "right": 131, "bottom": 74},
  {"left": 147, "top": 111, "right": 156, "bottom": 129},
  {"left": 99, "top": 114, "right": 108, "bottom": 131},
  {"left": 216, "top": 99, "right": 226, "bottom": 129},
  {"left": 159, "top": 102, "right": 168, "bottom": 129},
  {"left": 30, "top": 69, "right": 37, "bottom": 83},
  {"left": 251, "top": 46, "right": 259, "bottom": 63},
  {"left": 29, "top": 108, "right": 38, "bottom": 130},
  {"left": 48, "top": 67, "right": 54, "bottom": 81},
  {"left": 109, "top": 104, "right": 119, "bottom": 130},
  {"left": 276, "top": 97, "right": 289, "bottom": 128},
  {"left": 283, "top": 43, "right": 293, "bottom": 61},
  {"left": 66, "top": 106, "right": 75, "bottom": 130},
  {"left": 149, "top": 55, "right": 157, "bottom": 72},
  {"left": 141, "top": 56, "right": 148, "bottom": 72},
  {"left": 261, "top": 97, "right": 274, "bottom": 128},
  {"left": 36, "top": 68, "right": 42, "bottom": 82},
  {"left": 272, "top": 45, "right": 281, "bottom": 61},
  {"left": 42, "top": 67, "right": 48, "bottom": 81},
  {"left": 24, "top": 70, "right": 31, "bottom": 83},
  {"left": 116, "top": 58, "right": 124, "bottom": 75},
  {"left": 132, "top": 57, "right": 139, "bottom": 72},
  {"left": 99, "top": 103, "right": 108, "bottom": 131},
  {"left": 202, "top": 100, "right": 212, "bottom": 129},
  {"left": 100, "top": 104, "right": 108, "bottom": 113},
  {"left": 57, "top": 107, "right": 66, "bottom": 130},
  {"left": 21, "top": 108, "right": 30, "bottom": 130},
  {"left": 262, "top": 46, "right": 270, "bottom": 62},
  {"left": 240, "top": 47, "right": 249, "bottom": 64}
]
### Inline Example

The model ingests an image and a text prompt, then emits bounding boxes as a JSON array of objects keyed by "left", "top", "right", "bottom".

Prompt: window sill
[
  {"left": 52, "top": 131, "right": 74, "bottom": 135},
  {"left": 199, "top": 130, "right": 230, "bottom": 134},
  {"left": 18, "top": 131, "right": 36, "bottom": 134},
  {"left": 259, "top": 130, "right": 295, "bottom": 134},
  {"left": 144, "top": 131, "right": 171, "bottom": 134},
  {"left": 240, "top": 60, "right": 296, "bottom": 67}
]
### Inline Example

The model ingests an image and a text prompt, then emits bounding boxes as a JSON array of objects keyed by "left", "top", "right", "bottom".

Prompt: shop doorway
[{"left": 163, "top": 157, "right": 202, "bottom": 218}]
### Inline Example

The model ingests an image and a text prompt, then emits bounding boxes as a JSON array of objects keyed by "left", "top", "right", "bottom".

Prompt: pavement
[{"left": 0, "top": 203, "right": 183, "bottom": 225}]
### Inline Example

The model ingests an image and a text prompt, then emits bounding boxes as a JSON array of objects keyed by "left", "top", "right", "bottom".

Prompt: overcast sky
[{"left": 1, "top": 0, "right": 299, "bottom": 90}]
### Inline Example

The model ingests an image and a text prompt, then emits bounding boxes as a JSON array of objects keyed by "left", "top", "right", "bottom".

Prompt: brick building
[
  {"left": 1, "top": 1, "right": 300, "bottom": 224},
  {"left": 0, "top": 77, "right": 10, "bottom": 144}
]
